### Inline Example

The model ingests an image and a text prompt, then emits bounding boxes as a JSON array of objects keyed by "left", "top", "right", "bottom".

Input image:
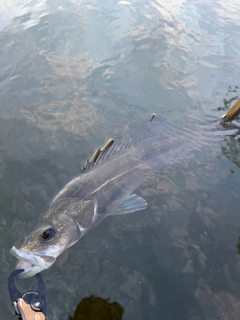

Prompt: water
[{"left": 1, "top": 0, "right": 240, "bottom": 319}]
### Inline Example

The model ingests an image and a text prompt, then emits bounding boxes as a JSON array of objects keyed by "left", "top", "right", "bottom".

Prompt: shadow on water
[
  {"left": 236, "top": 234, "right": 240, "bottom": 255},
  {"left": 68, "top": 295, "right": 124, "bottom": 320}
]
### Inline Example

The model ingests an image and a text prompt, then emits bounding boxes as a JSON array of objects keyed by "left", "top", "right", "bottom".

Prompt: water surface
[{"left": 1, "top": 0, "right": 240, "bottom": 319}]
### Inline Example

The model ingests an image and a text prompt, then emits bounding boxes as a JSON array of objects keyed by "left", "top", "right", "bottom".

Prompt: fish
[
  {"left": 222, "top": 98, "right": 240, "bottom": 120},
  {"left": 10, "top": 114, "right": 218, "bottom": 278}
]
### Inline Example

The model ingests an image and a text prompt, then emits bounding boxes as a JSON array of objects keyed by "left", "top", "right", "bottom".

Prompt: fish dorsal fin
[
  {"left": 141, "top": 113, "right": 179, "bottom": 140},
  {"left": 82, "top": 135, "right": 133, "bottom": 172}
]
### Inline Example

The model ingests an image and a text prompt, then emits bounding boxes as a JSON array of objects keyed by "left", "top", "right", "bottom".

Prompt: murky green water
[{"left": 1, "top": 0, "right": 240, "bottom": 319}]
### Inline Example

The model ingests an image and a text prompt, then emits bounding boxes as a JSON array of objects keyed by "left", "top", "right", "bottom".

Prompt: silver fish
[{"left": 10, "top": 114, "right": 210, "bottom": 277}]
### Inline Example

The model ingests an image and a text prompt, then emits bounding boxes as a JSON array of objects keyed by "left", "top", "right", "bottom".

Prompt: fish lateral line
[{"left": 88, "top": 166, "right": 137, "bottom": 196}]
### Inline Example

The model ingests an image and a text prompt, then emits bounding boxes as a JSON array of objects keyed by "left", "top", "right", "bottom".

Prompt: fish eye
[{"left": 40, "top": 227, "right": 56, "bottom": 241}]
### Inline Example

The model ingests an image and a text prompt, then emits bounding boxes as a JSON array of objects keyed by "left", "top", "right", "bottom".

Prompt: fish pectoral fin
[{"left": 112, "top": 194, "right": 147, "bottom": 215}]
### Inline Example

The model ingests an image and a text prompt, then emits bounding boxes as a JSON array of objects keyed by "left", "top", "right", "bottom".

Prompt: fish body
[{"left": 11, "top": 115, "right": 202, "bottom": 277}]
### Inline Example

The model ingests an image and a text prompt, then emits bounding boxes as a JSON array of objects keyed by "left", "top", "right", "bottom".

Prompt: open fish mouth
[{"left": 10, "top": 246, "right": 56, "bottom": 278}]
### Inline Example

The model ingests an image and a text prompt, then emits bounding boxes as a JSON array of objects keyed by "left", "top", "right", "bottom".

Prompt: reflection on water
[{"left": 0, "top": 0, "right": 240, "bottom": 319}]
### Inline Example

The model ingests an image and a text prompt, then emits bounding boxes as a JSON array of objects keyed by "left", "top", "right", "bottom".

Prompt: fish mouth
[{"left": 10, "top": 246, "right": 56, "bottom": 278}]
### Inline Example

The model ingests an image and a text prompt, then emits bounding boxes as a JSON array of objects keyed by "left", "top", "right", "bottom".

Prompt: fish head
[{"left": 10, "top": 213, "right": 83, "bottom": 278}]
